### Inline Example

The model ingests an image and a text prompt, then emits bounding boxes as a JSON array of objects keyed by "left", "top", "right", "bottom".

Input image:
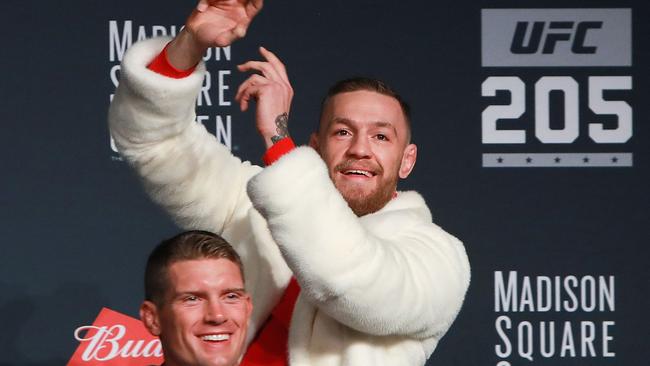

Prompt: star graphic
[
  {"left": 612, "top": 156, "right": 619, "bottom": 163},
  {"left": 583, "top": 157, "right": 590, "bottom": 163},
  {"left": 497, "top": 157, "right": 503, "bottom": 163},
  {"left": 554, "top": 157, "right": 561, "bottom": 163},
  {"left": 526, "top": 157, "right": 532, "bottom": 164}
]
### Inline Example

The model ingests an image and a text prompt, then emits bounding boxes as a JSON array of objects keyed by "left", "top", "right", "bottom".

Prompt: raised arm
[{"left": 108, "top": 0, "right": 265, "bottom": 234}]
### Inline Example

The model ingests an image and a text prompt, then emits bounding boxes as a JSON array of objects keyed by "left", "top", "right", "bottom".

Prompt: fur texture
[{"left": 109, "top": 37, "right": 471, "bottom": 365}]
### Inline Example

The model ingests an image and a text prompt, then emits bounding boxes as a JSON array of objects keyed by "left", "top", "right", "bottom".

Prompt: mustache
[{"left": 334, "top": 159, "right": 384, "bottom": 175}]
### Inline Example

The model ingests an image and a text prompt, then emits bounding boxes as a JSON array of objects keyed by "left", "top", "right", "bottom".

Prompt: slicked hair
[
  {"left": 144, "top": 230, "right": 244, "bottom": 306},
  {"left": 319, "top": 77, "right": 412, "bottom": 142}
]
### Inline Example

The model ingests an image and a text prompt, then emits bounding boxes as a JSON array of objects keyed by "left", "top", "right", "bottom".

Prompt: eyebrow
[
  {"left": 223, "top": 287, "right": 247, "bottom": 294},
  {"left": 171, "top": 287, "right": 248, "bottom": 297},
  {"left": 330, "top": 117, "right": 398, "bottom": 135}
]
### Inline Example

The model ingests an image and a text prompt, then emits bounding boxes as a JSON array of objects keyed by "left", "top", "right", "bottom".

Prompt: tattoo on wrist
[{"left": 270, "top": 113, "right": 290, "bottom": 144}]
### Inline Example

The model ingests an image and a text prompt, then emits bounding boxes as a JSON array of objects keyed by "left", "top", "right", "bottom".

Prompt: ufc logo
[{"left": 510, "top": 21, "right": 602, "bottom": 54}]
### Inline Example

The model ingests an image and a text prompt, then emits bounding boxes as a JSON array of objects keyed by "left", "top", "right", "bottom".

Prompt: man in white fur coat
[{"left": 108, "top": 1, "right": 470, "bottom": 365}]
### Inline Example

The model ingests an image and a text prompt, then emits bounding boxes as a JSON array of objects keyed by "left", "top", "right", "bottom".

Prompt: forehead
[
  {"left": 166, "top": 258, "right": 243, "bottom": 290},
  {"left": 320, "top": 90, "right": 407, "bottom": 131}
]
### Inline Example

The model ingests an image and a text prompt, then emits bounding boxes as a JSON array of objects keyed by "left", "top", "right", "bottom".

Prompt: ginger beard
[{"left": 331, "top": 158, "right": 398, "bottom": 217}]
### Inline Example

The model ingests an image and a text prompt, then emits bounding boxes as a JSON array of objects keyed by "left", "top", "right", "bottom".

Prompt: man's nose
[
  {"left": 346, "top": 135, "right": 371, "bottom": 158},
  {"left": 204, "top": 300, "right": 227, "bottom": 325}
]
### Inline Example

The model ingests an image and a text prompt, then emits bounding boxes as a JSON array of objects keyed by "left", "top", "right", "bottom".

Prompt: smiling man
[
  {"left": 110, "top": 1, "right": 470, "bottom": 365},
  {"left": 311, "top": 80, "right": 417, "bottom": 216},
  {"left": 140, "top": 231, "right": 252, "bottom": 366}
]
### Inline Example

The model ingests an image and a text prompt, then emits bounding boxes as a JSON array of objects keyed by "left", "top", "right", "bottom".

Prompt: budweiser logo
[
  {"left": 73, "top": 324, "right": 162, "bottom": 360},
  {"left": 68, "top": 307, "right": 164, "bottom": 366}
]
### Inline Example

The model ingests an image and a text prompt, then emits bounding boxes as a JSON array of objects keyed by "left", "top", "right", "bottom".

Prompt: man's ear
[
  {"left": 398, "top": 144, "right": 417, "bottom": 179},
  {"left": 245, "top": 295, "right": 253, "bottom": 317},
  {"left": 309, "top": 133, "right": 320, "bottom": 151},
  {"left": 140, "top": 301, "right": 162, "bottom": 336}
]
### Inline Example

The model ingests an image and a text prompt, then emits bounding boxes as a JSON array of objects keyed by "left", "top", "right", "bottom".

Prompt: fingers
[
  {"left": 237, "top": 87, "right": 255, "bottom": 111},
  {"left": 246, "top": 0, "right": 264, "bottom": 18},
  {"left": 237, "top": 47, "right": 290, "bottom": 87},
  {"left": 230, "top": 24, "right": 247, "bottom": 39},
  {"left": 235, "top": 44, "right": 293, "bottom": 116},
  {"left": 235, "top": 74, "right": 268, "bottom": 101},
  {"left": 237, "top": 60, "right": 281, "bottom": 82},
  {"left": 229, "top": 0, "right": 263, "bottom": 43},
  {"left": 258, "top": 46, "right": 289, "bottom": 84},
  {"left": 235, "top": 74, "right": 269, "bottom": 111},
  {"left": 196, "top": 0, "right": 209, "bottom": 12},
  {"left": 192, "top": 0, "right": 259, "bottom": 43},
  {"left": 237, "top": 83, "right": 266, "bottom": 112}
]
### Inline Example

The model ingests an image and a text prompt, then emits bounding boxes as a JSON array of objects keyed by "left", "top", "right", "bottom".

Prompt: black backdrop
[{"left": 0, "top": 0, "right": 648, "bottom": 365}]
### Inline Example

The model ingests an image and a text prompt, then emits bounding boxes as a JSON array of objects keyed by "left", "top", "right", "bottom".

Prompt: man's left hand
[{"left": 235, "top": 47, "right": 294, "bottom": 149}]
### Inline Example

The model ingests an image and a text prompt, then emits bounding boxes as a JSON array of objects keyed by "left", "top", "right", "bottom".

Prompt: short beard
[
  {"left": 326, "top": 158, "right": 398, "bottom": 216},
  {"left": 339, "top": 176, "right": 397, "bottom": 217}
]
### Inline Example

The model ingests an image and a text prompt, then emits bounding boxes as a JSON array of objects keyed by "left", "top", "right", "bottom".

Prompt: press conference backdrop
[{"left": 0, "top": 0, "right": 647, "bottom": 365}]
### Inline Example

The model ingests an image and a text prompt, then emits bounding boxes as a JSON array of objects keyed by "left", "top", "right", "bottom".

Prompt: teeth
[
  {"left": 202, "top": 334, "right": 230, "bottom": 341},
  {"left": 346, "top": 170, "right": 371, "bottom": 177}
]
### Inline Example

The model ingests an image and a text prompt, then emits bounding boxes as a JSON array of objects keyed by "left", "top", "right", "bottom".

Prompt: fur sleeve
[
  {"left": 108, "top": 37, "right": 261, "bottom": 235},
  {"left": 247, "top": 147, "right": 470, "bottom": 339}
]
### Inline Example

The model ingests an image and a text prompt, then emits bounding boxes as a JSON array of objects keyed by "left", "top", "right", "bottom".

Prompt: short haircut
[
  {"left": 319, "top": 77, "right": 412, "bottom": 141},
  {"left": 144, "top": 230, "right": 244, "bottom": 306}
]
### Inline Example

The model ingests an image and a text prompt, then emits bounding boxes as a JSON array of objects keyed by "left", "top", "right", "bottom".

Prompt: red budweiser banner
[{"left": 68, "top": 307, "right": 164, "bottom": 365}]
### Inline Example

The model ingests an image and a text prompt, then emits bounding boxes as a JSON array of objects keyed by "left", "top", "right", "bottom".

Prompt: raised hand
[
  {"left": 235, "top": 47, "right": 294, "bottom": 148},
  {"left": 167, "top": 0, "right": 263, "bottom": 69},
  {"left": 189, "top": 0, "right": 263, "bottom": 48}
]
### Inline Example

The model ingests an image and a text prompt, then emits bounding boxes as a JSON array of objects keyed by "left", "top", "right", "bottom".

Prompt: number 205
[{"left": 482, "top": 76, "right": 632, "bottom": 144}]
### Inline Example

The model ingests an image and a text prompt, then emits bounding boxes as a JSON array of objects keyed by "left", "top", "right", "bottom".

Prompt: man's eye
[
  {"left": 376, "top": 134, "right": 388, "bottom": 141},
  {"left": 335, "top": 130, "right": 350, "bottom": 136},
  {"left": 224, "top": 293, "right": 242, "bottom": 302},
  {"left": 184, "top": 295, "right": 199, "bottom": 302}
]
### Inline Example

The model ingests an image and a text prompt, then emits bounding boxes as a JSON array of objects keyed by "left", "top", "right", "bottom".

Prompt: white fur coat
[{"left": 109, "top": 37, "right": 470, "bottom": 366}]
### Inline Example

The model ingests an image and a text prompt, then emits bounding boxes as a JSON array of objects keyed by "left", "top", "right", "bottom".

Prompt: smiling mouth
[
  {"left": 342, "top": 169, "right": 375, "bottom": 177},
  {"left": 201, "top": 334, "right": 230, "bottom": 342}
]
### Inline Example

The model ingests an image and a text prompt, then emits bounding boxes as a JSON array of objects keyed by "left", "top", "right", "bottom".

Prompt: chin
[
  {"left": 341, "top": 191, "right": 388, "bottom": 217},
  {"left": 339, "top": 183, "right": 397, "bottom": 217}
]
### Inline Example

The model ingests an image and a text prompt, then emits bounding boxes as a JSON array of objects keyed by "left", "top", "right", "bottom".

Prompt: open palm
[{"left": 188, "top": 0, "right": 263, "bottom": 48}]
